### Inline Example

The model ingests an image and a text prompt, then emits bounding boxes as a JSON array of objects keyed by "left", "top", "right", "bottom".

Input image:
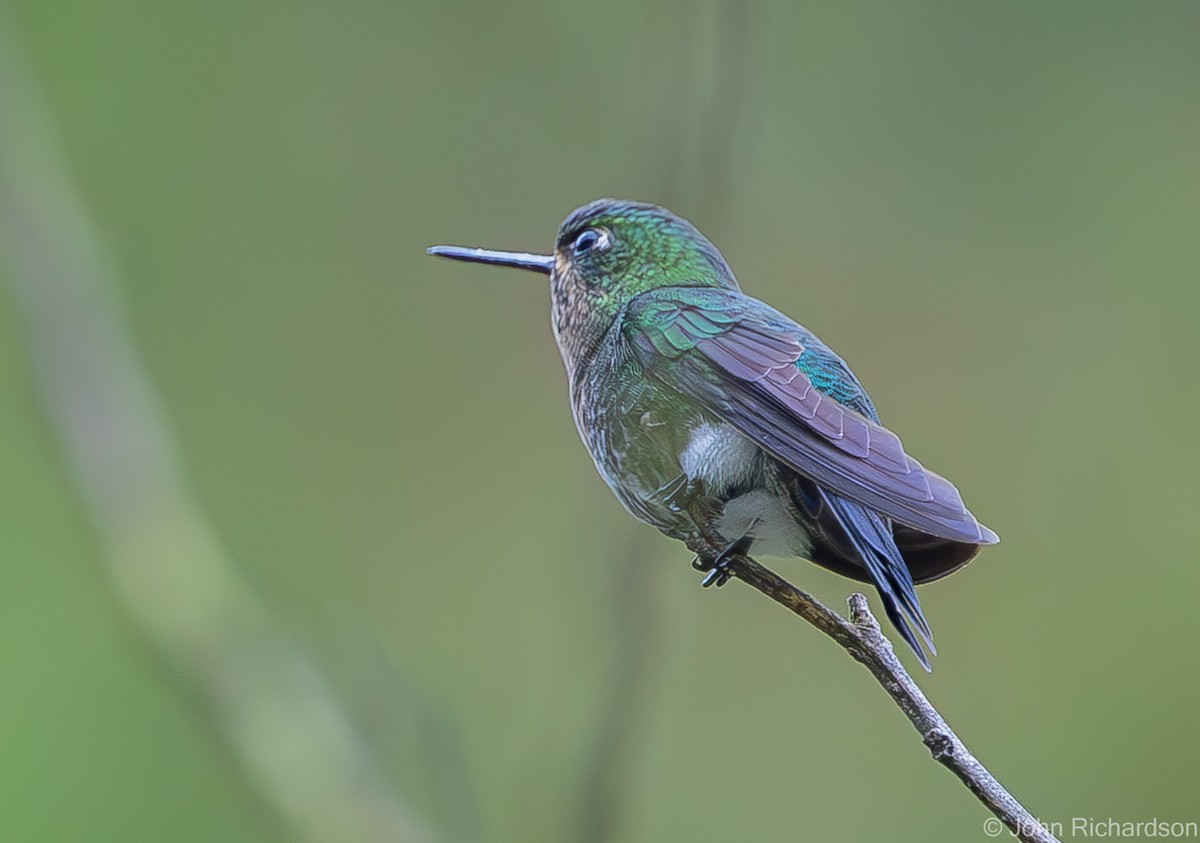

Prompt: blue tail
[{"left": 821, "top": 493, "right": 936, "bottom": 670}]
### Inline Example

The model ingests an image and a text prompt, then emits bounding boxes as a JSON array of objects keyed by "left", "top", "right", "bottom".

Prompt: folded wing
[{"left": 623, "top": 287, "right": 999, "bottom": 546}]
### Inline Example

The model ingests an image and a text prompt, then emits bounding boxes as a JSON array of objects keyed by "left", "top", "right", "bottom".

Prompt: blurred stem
[
  {"left": 0, "top": 13, "right": 431, "bottom": 843},
  {"left": 717, "top": 556, "right": 1060, "bottom": 843},
  {"left": 696, "top": 0, "right": 751, "bottom": 226},
  {"left": 571, "top": 533, "right": 659, "bottom": 843},
  {"left": 645, "top": 2, "right": 1054, "bottom": 836},
  {"left": 652, "top": 0, "right": 755, "bottom": 222}
]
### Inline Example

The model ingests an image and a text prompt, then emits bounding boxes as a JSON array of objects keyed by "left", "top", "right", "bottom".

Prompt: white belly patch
[
  {"left": 717, "top": 489, "right": 812, "bottom": 558},
  {"left": 679, "top": 420, "right": 809, "bottom": 558},
  {"left": 679, "top": 421, "right": 759, "bottom": 494}
]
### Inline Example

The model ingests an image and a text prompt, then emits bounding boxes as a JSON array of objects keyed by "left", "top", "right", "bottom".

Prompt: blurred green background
[{"left": 2, "top": 1, "right": 1199, "bottom": 841}]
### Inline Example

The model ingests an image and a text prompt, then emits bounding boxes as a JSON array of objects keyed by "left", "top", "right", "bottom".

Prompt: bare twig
[{"left": 722, "top": 555, "right": 1059, "bottom": 843}]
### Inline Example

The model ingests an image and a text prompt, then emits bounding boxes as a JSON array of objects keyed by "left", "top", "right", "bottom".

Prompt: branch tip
[{"left": 721, "top": 557, "right": 1058, "bottom": 843}]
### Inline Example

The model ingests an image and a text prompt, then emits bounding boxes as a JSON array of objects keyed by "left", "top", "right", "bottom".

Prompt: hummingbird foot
[
  {"left": 699, "top": 562, "right": 732, "bottom": 588},
  {"left": 692, "top": 534, "right": 754, "bottom": 588}
]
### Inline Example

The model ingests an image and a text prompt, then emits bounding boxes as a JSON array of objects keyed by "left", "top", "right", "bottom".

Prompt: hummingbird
[{"left": 428, "top": 199, "right": 997, "bottom": 669}]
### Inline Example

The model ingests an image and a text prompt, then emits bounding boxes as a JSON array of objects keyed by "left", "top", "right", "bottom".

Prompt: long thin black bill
[{"left": 426, "top": 245, "right": 554, "bottom": 274}]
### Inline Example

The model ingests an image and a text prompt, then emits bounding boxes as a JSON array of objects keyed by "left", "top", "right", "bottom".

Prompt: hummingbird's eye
[{"left": 572, "top": 228, "right": 610, "bottom": 257}]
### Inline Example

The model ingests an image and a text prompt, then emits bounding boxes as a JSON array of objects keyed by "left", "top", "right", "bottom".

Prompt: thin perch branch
[{"left": 721, "top": 555, "right": 1059, "bottom": 843}]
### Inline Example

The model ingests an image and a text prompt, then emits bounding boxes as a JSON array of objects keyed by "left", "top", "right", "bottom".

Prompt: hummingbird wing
[{"left": 622, "top": 286, "right": 999, "bottom": 547}]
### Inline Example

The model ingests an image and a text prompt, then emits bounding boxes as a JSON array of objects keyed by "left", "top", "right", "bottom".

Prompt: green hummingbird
[{"left": 428, "top": 199, "right": 997, "bottom": 669}]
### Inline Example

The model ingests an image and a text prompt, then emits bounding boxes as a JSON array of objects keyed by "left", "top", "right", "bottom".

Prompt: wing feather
[{"left": 624, "top": 287, "right": 998, "bottom": 545}]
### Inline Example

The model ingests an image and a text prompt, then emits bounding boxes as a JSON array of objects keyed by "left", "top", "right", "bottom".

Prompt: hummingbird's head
[
  {"left": 545, "top": 199, "right": 739, "bottom": 367},
  {"left": 551, "top": 199, "right": 738, "bottom": 295},
  {"left": 428, "top": 199, "right": 737, "bottom": 370}
]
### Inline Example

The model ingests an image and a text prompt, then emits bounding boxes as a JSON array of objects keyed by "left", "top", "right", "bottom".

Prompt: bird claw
[
  {"left": 692, "top": 534, "right": 753, "bottom": 588},
  {"left": 690, "top": 554, "right": 730, "bottom": 587},
  {"left": 700, "top": 563, "right": 733, "bottom": 588}
]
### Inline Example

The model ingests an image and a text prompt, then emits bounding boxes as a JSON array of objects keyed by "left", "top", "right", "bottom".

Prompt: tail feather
[{"left": 823, "top": 492, "right": 936, "bottom": 670}]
